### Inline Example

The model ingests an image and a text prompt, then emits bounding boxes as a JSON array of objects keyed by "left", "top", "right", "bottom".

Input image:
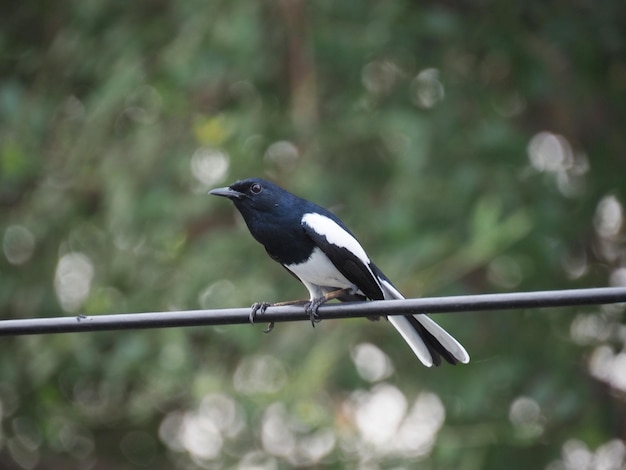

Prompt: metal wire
[{"left": 1, "top": 287, "right": 625, "bottom": 337}]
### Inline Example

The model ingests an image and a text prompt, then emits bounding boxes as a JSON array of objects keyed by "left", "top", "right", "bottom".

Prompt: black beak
[{"left": 209, "top": 186, "right": 246, "bottom": 200}]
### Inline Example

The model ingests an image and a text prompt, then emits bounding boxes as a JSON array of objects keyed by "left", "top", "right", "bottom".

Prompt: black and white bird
[{"left": 209, "top": 177, "right": 469, "bottom": 367}]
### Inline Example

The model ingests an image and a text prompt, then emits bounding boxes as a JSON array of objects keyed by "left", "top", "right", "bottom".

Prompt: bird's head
[{"left": 209, "top": 178, "right": 292, "bottom": 217}]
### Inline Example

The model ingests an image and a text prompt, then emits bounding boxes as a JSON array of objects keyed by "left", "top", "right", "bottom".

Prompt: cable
[{"left": 1, "top": 287, "right": 624, "bottom": 336}]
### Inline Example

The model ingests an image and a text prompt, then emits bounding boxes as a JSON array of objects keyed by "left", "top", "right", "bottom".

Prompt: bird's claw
[
  {"left": 305, "top": 300, "right": 322, "bottom": 327},
  {"left": 250, "top": 302, "right": 275, "bottom": 333},
  {"left": 250, "top": 302, "right": 270, "bottom": 324}
]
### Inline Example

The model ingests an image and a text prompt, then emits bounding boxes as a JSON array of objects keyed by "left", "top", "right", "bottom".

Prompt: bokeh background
[{"left": 2, "top": 1, "right": 626, "bottom": 469}]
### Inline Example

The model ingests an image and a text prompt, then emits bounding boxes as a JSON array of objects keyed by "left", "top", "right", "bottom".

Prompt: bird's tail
[{"left": 379, "top": 279, "right": 470, "bottom": 367}]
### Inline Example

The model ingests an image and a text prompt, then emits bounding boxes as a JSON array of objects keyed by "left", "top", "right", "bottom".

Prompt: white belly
[{"left": 286, "top": 247, "right": 355, "bottom": 290}]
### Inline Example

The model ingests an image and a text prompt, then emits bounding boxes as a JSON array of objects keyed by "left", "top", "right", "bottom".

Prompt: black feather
[
  {"left": 405, "top": 315, "right": 459, "bottom": 366},
  {"left": 302, "top": 223, "right": 384, "bottom": 300}
]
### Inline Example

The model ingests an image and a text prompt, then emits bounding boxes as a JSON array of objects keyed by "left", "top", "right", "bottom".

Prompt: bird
[{"left": 209, "top": 177, "right": 470, "bottom": 367}]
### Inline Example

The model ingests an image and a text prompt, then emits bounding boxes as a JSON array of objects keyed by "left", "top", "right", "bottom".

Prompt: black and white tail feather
[{"left": 378, "top": 274, "right": 469, "bottom": 367}]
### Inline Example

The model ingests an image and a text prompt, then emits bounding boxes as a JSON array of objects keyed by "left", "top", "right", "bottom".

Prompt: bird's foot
[
  {"left": 304, "top": 298, "right": 324, "bottom": 327},
  {"left": 250, "top": 302, "right": 274, "bottom": 334},
  {"left": 249, "top": 302, "right": 269, "bottom": 323},
  {"left": 303, "top": 289, "right": 355, "bottom": 327}
]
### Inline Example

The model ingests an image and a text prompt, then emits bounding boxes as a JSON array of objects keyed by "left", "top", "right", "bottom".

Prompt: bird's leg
[
  {"left": 305, "top": 288, "right": 353, "bottom": 327},
  {"left": 250, "top": 299, "right": 309, "bottom": 333},
  {"left": 274, "top": 299, "right": 309, "bottom": 307}
]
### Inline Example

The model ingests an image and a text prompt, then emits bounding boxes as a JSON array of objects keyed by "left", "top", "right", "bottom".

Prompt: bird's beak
[{"left": 208, "top": 186, "right": 246, "bottom": 200}]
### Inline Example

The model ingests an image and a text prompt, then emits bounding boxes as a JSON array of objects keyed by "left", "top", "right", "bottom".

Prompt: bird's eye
[{"left": 250, "top": 183, "right": 262, "bottom": 194}]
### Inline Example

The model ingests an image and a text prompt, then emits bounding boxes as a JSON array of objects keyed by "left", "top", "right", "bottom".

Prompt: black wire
[{"left": 1, "top": 287, "right": 625, "bottom": 336}]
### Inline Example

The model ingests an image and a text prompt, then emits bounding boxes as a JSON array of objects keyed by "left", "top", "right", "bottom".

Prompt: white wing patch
[{"left": 301, "top": 213, "right": 371, "bottom": 266}]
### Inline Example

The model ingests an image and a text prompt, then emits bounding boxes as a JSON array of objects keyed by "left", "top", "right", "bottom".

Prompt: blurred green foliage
[{"left": 1, "top": 1, "right": 626, "bottom": 469}]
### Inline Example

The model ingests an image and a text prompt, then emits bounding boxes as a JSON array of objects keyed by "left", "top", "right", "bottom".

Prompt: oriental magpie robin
[{"left": 209, "top": 178, "right": 470, "bottom": 367}]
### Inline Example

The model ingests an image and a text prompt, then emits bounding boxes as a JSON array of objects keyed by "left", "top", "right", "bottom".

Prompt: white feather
[
  {"left": 301, "top": 213, "right": 371, "bottom": 265},
  {"left": 415, "top": 314, "right": 470, "bottom": 364},
  {"left": 388, "top": 315, "right": 434, "bottom": 367},
  {"left": 286, "top": 247, "right": 355, "bottom": 300},
  {"left": 379, "top": 278, "right": 403, "bottom": 300},
  {"left": 380, "top": 279, "right": 470, "bottom": 365}
]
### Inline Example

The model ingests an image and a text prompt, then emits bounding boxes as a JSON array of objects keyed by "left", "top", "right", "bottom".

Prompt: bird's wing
[{"left": 301, "top": 213, "right": 384, "bottom": 300}]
